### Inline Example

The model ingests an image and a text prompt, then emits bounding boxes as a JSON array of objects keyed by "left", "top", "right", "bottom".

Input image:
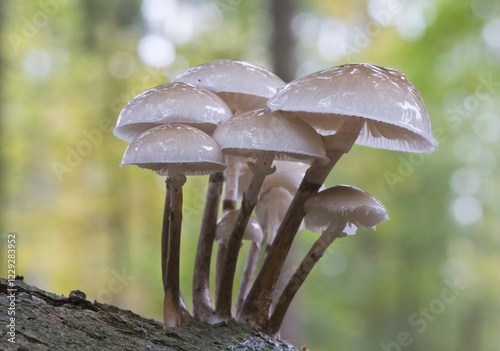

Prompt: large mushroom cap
[
  {"left": 304, "top": 185, "right": 389, "bottom": 234},
  {"left": 215, "top": 209, "right": 264, "bottom": 245},
  {"left": 114, "top": 82, "right": 232, "bottom": 141},
  {"left": 173, "top": 59, "right": 285, "bottom": 113},
  {"left": 120, "top": 124, "right": 226, "bottom": 176},
  {"left": 212, "top": 108, "right": 329, "bottom": 165},
  {"left": 268, "top": 63, "right": 438, "bottom": 153}
]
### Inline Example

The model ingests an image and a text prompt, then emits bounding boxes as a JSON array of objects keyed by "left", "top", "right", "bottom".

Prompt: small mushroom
[
  {"left": 255, "top": 186, "right": 293, "bottom": 250},
  {"left": 113, "top": 82, "right": 231, "bottom": 141},
  {"left": 266, "top": 185, "right": 389, "bottom": 335},
  {"left": 213, "top": 210, "right": 264, "bottom": 318},
  {"left": 252, "top": 161, "right": 309, "bottom": 249},
  {"left": 241, "top": 63, "right": 438, "bottom": 328},
  {"left": 120, "top": 124, "right": 226, "bottom": 328},
  {"left": 212, "top": 108, "right": 328, "bottom": 321}
]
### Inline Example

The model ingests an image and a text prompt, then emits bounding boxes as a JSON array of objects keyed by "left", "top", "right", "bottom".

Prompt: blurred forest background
[{"left": 1, "top": 0, "right": 499, "bottom": 349}]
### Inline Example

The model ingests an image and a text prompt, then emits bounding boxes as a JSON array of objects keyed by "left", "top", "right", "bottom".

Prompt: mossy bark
[{"left": 0, "top": 277, "right": 299, "bottom": 351}]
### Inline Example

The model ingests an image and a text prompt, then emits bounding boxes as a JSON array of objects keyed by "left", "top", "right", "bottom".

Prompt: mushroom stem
[
  {"left": 215, "top": 239, "right": 228, "bottom": 300},
  {"left": 215, "top": 152, "right": 276, "bottom": 321},
  {"left": 266, "top": 219, "right": 347, "bottom": 336},
  {"left": 239, "top": 119, "right": 364, "bottom": 328},
  {"left": 236, "top": 240, "right": 261, "bottom": 316},
  {"left": 222, "top": 157, "right": 241, "bottom": 212},
  {"left": 192, "top": 171, "right": 224, "bottom": 322},
  {"left": 163, "top": 173, "right": 191, "bottom": 328},
  {"left": 161, "top": 180, "right": 171, "bottom": 290}
]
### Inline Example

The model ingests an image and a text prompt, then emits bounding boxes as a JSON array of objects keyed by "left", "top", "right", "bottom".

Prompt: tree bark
[{"left": 0, "top": 277, "right": 298, "bottom": 351}]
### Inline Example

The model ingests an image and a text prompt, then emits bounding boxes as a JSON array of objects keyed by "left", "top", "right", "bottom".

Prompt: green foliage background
[{"left": 1, "top": 0, "right": 499, "bottom": 349}]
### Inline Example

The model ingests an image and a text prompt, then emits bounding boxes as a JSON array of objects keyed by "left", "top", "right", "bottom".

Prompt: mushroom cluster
[{"left": 113, "top": 60, "right": 438, "bottom": 335}]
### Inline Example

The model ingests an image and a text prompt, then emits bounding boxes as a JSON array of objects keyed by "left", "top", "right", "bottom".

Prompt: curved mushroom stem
[
  {"left": 192, "top": 171, "right": 224, "bottom": 322},
  {"left": 163, "top": 173, "right": 191, "bottom": 328},
  {"left": 266, "top": 219, "right": 347, "bottom": 336},
  {"left": 239, "top": 118, "right": 364, "bottom": 328},
  {"left": 215, "top": 152, "right": 276, "bottom": 321},
  {"left": 236, "top": 241, "right": 261, "bottom": 316}
]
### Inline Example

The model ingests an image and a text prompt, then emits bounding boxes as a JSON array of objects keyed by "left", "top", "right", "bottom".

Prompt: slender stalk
[
  {"left": 192, "top": 172, "right": 224, "bottom": 322},
  {"left": 239, "top": 119, "right": 364, "bottom": 328},
  {"left": 163, "top": 174, "right": 191, "bottom": 328},
  {"left": 215, "top": 240, "right": 228, "bottom": 300},
  {"left": 236, "top": 241, "right": 261, "bottom": 315},
  {"left": 222, "top": 157, "right": 241, "bottom": 212},
  {"left": 215, "top": 153, "right": 276, "bottom": 321},
  {"left": 161, "top": 180, "right": 171, "bottom": 290},
  {"left": 266, "top": 219, "right": 347, "bottom": 335}
]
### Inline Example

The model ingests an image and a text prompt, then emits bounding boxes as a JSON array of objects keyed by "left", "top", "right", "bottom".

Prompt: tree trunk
[
  {"left": 271, "top": 0, "right": 297, "bottom": 82},
  {"left": 0, "top": 277, "right": 298, "bottom": 351}
]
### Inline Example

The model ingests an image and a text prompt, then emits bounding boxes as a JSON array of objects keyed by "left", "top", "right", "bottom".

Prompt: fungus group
[{"left": 113, "top": 60, "right": 438, "bottom": 335}]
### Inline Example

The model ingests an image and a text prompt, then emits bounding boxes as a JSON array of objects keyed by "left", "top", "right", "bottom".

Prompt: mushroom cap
[
  {"left": 215, "top": 209, "right": 264, "bottom": 245},
  {"left": 268, "top": 63, "right": 438, "bottom": 153},
  {"left": 304, "top": 185, "right": 389, "bottom": 235},
  {"left": 114, "top": 82, "right": 232, "bottom": 141},
  {"left": 212, "top": 109, "right": 329, "bottom": 165},
  {"left": 173, "top": 59, "right": 285, "bottom": 113},
  {"left": 120, "top": 124, "right": 226, "bottom": 176}
]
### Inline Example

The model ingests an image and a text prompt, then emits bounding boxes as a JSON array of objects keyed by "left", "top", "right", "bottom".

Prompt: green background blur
[{"left": 1, "top": 0, "right": 499, "bottom": 349}]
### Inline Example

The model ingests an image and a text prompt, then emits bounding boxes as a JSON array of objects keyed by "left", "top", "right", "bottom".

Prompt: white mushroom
[
  {"left": 173, "top": 59, "right": 285, "bottom": 114},
  {"left": 212, "top": 108, "right": 328, "bottom": 321},
  {"left": 241, "top": 63, "right": 438, "bottom": 328},
  {"left": 266, "top": 185, "right": 389, "bottom": 336},
  {"left": 113, "top": 82, "right": 231, "bottom": 141},
  {"left": 120, "top": 124, "right": 226, "bottom": 328},
  {"left": 173, "top": 61, "right": 284, "bottom": 320}
]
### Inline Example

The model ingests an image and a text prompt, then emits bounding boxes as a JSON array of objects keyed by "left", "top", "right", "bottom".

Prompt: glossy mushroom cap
[
  {"left": 114, "top": 82, "right": 232, "bottom": 141},
  {"left": 173, "top": 59, "right": 285, "bottom": 113},
  {"left": 268, "top": 63, "right": 438, "bottom": 153},
  {"left": 212, "top": 109, "right": 329, "bottom": 165},
  {"left": 215, "top": 209, "right": 264, "bottom": 245},
  {"left": 304, "top": 185, "right": 389, "bottom": 235},
  {"left": 120, "top": 124, "right": 226, "bottom": 176}
]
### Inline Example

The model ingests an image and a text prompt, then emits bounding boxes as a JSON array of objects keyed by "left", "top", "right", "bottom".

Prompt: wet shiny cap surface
[
  {"left": 212, "top": 108, "right": 329, "bottom": 165},
  {"left": 114, "top": 82, "right": 231, "bottom": 141},
  {"left": 173, "top": 60, "right": 285, "bottom": 113},
  {"left": 268, "top": 63, "right": 438, "bottom": 153},
  {"left": 304, "top": 185, "right": 389, "bottom": 235},
  {"left": 120, "top": 124, "right": 226, "bottom": 176}
]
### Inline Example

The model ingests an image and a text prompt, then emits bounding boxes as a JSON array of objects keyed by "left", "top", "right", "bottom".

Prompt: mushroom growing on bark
[
  {"left": 240, "top": 63, "right": 438, "bottom": 328},
  {"left": 120, "top": 124, "right": 226, "bottom": 328},
  {"left": 173, "top": 60, "right": 284, "bottom": 321},
  {"left": 114, "top": 82, "right": 231, "bottom": 323},
  {"left": 212, "top": 108, "right": 329, "bottom": 321},
  {"left": 266, "top": 185, "right": 389, "bottom": 335}
]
